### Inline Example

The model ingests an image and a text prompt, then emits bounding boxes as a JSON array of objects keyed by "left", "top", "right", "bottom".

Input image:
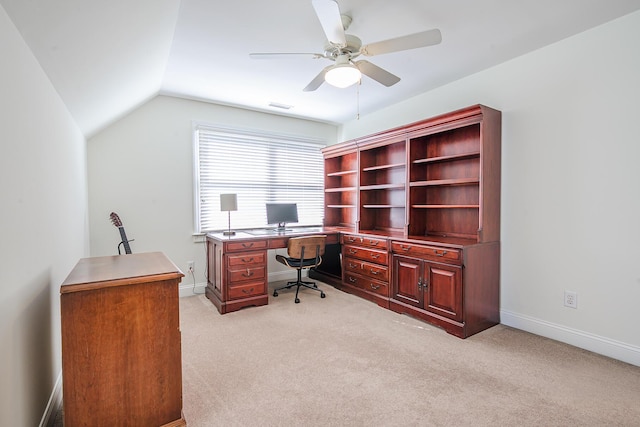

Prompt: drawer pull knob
[
  {"left": 242, "top": 257, "right": 254, "bottom": 263},
  {"left": 369, "top": 283, "right": 380, "bottom": 290},
  {"left": 400, "top": 245, "right": 411, "bottom": 252},
  {"left": 242, "top": 269, "right": 254, "bottom": 277},
  {"left": 242, "top": 288, "right": 254, "bottom": 294},
  {"left": 434, "top": 250, "right": 448, "bottom": 257}
]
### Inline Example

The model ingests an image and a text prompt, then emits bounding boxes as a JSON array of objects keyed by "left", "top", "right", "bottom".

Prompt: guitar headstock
[{"left": 109, "top": 212, "right": 123, "bottom": 227}]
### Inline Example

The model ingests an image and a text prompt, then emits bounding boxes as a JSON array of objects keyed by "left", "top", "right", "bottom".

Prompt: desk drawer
[
  {"left": 228, "top": 281, "right": 266, "bottom": 300},
  {"left": 391, "top": 242, "right": 461, "bottom": 263},
  {"left": 344, "top": 257, "right": 389, "bottom": 282},
  {"left": 343, "top": 245, "right": 388, "bottom": 265},
  {"left": 341, "top": 234, "right": 388, "bottom": 249},
  {"left": 227, "top": 251, "right": 266, "bottom": 267},
  {"left": 228, "top": 266, "right": 266, "bottom": 284},
  {"left": 344, "top": 272, "right": 389, "bottom": 297},
  {"left": 226, "top": 240, "right": 268, "bottom": 253}
]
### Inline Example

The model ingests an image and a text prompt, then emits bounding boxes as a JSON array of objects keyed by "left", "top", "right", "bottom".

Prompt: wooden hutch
[{"left": 321, "top": 104, "right": 501, "bottom": 338}]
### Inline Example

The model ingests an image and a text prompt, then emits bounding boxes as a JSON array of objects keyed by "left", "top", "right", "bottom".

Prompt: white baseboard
[
  {"left": 501, "top": 309, "right": 640, "bottom": 367},
  {"left": 179, "top": 281, "right": 207, "bottom": 297},
  {"left": 40, "top": 372, "right": 62, "bottom": 427}
]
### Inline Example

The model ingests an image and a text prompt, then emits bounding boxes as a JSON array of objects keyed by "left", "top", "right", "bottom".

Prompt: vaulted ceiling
[{"left": 3, "top": 0, "right": 640, "bottom": 137}]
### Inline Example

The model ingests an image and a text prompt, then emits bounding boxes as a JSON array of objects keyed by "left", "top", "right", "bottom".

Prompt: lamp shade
[
  {"left": 325, "top": 55, "right": 361, "bottom": 88},
  {"left": 220, "top": 193, "right": 237, "bottom": 212}
]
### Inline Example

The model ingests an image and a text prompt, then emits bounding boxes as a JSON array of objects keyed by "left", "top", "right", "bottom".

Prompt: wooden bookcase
[
  {"left": 321, "top": 105, "right": 501, "bottom": 338},
  {"left": 358, "top": 137, "right": 406, "bottom": 234},
  {"left": 323, "top": 141, "right": 358, "bottom": 230}
]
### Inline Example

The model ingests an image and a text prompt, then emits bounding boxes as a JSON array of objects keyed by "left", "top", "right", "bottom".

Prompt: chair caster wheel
[
  {"left": 273, "top": 291, "right": 278, "bottom": 297},
  {"left": 295, "top": 298, "right": 300, "bottom": 303},
  {"left": 320, "top": 292, "right": 326, "bottom": 298}
]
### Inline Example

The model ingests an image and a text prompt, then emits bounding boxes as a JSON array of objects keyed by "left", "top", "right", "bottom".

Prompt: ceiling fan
[{"left": 249, "top": 0, "right": 442, "bottom": 91}]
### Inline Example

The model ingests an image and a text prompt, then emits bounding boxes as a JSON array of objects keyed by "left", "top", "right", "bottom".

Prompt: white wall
[
  {"left": 0, "top": 5, "right": 89, "bottom": 426},
  {"left": 87, "top": 96, "right": 337, "bottom": 293},
  {"left": 339, "top": 11, "right": 640, "bottom": 365}
]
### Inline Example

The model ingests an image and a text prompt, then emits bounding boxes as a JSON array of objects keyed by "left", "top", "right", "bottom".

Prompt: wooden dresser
[{"left": 60, "top": 252, "right": 186, "bottom": 426}]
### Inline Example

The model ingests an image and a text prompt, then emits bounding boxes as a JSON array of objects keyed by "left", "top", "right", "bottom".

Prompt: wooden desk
[
  {"left": 205, "top": 228, "right": 340, "bottom": 314},
  {"left": 60, "top": 252, "right": 186, "bottom": 426}
]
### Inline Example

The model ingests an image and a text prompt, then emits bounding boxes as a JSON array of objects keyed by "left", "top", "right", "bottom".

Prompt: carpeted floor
[{"left": 177, "top": 281, "right": 640, "bottom": 426}]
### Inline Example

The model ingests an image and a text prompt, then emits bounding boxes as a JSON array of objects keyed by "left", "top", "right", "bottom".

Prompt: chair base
[{"left": 273, "top": 276, "right": 326, "bottom": 304}]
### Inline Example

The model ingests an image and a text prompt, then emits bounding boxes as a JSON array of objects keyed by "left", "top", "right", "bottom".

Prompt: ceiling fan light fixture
[{"left": 325, "top": 55, "right": 361, "bottom": 88}]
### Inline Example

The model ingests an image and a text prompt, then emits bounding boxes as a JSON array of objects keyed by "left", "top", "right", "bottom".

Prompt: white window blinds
[{"left": 194, "top": 124, "right": 326, "bottom": 233}]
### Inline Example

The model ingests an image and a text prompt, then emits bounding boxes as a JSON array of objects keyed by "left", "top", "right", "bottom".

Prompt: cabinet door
[
  {"left": 424, "top": 262, "right": 462, "bottom": 322},
  {"left": 392, "top": 255, "right": 423, "bottom": 308}
]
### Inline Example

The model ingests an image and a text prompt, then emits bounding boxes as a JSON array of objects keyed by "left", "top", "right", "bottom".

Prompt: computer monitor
[{"left": 266, "top": 203, "right": 298, "bottom": 231}]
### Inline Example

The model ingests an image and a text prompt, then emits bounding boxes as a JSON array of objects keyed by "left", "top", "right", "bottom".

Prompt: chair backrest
[{"left": 287, "top": 235, "right": 327, "bottom": 260}]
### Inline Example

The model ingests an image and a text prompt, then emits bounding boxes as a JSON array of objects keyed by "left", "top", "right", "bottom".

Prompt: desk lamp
[{"left": 220, "top": 193, "right": 237, "bottom": 236}]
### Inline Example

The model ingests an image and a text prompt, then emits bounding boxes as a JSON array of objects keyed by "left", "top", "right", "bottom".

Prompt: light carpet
[{"left": 179, "top": 281, "right": 640, "bottom": 427}]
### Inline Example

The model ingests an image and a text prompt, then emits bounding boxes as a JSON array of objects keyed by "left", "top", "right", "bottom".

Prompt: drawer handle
[
  {"left": 370, "top": 254, "right": 380, "bottom": 259},
  {"left": 349, "top": 263, "right": 358, "bottom": 269},
  {"left": 369, "top": 283, "right": 380, "bottom": 290},
  {"left": 370, "top": 269, "right": 379, "bottom": 275},
  {"left": 348, "top": 249, "right": 358, "bottom": 254},
  {"left": 241, "top": 257, "right": 254, "bottom": 263},
  {"left": 368, "top": 240, "right": 379, "bottom": 246},
  {"left": 242, "top": 287, "right": 254, "bottom": 294},
  {"left": 347, "top": 237, "right": 356, "bottom": 243},
  {"left": 434, "top": 250, "right": 448, "bottom": 257},
  {"left": 400, "top": 245, "right": 411, "bottom": 252},
  {"left": 242, "top": 242, "right": 254, "bottom": 248},
  {"left": 242, "top": 269, "right": 254, "bottom": 277},
  {"left": 348, "top": 276, "right": 357, "bottom": 283}
]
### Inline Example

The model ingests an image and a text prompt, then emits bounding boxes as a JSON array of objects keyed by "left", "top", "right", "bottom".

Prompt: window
[{"left": 194, "top": 123, "right": 326, "bottom": 233}]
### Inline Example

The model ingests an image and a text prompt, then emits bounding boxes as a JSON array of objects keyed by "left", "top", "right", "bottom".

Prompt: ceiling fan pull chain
[{"left": 356, "top": 80, "right": 360, "bottom": 120}]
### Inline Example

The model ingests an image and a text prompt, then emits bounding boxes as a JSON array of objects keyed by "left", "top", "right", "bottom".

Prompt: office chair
[{"left": 273, "top": 235, "right": 327, "bottom": 303}]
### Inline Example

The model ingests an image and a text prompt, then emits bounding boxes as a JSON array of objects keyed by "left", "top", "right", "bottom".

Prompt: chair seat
[{"left": 275, "top": 254, "right": 322, "bottom": 269}]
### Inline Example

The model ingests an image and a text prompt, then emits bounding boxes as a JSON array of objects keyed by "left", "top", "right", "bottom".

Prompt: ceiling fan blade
[
  {"left": 355, "top": 60, "right": 401, "bottom": 87},
  {"left": 250, "top": 53, "right": 325, "bottom": 60},
  {"left": 312, "top": 0, "right": 346, "bottom": 46},
  {"left": 303, "top": 66, "right": 332, "bottom": 92},
  {"left": 361, "top": 29, "right": 442, "bottom": 56}
]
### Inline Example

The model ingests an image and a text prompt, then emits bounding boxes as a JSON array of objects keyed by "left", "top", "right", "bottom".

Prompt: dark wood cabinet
[
  {"left": 60, "top": 252, "right": 186, "bottom": 426},
  {"left": 392, "top": 254, "right": 463, "bottom": 323},
  {"left": 321, "top": 104, "right": 501, "bottom": 338},
  {"left": 205, "top": 234, "right": 269, "bottom": 314},
  {"left": 341, "top": 233, "right": 390, "bottom": 307}
]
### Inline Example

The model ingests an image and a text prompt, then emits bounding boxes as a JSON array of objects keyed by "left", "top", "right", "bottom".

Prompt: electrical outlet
[
  {"left": 187, "top": 261, "right": 195, "bottom": 273},
  {"left": 564, "top": 290, "right": 577, "bottom": 309}
]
